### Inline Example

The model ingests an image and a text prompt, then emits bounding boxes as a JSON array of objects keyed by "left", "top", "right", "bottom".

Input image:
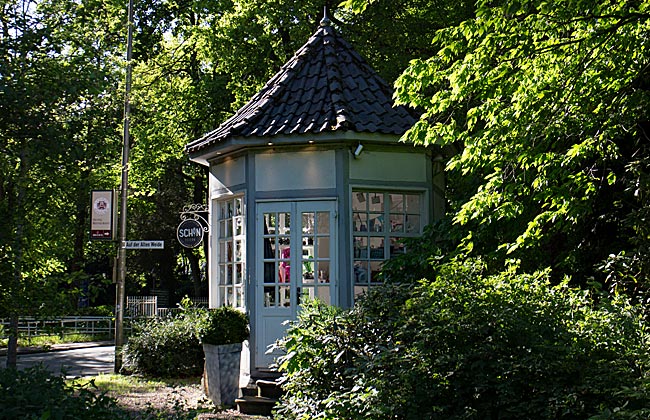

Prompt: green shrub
[
  {"left": 0, "top": 365, "right": 129, "bottom": 419},
  {"left": 200, "top": 306, "right": 249, "bottom": 345},
  {"left": 75, "top": 305, "right": 114, "bottom": 317},
  {"left": 275, "top": 259, "right": 650, "bottom": 419},
  {"left": 121, "top": 308, "right": 206, "bottom": 377}
]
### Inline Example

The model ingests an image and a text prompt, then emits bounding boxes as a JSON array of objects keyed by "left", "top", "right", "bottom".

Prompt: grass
[
  {"left": 69, "top": 374, "right": 169, "bottom": 393},
  {"left": 0, "top": 333, "right": 109, "bottom": 348}
]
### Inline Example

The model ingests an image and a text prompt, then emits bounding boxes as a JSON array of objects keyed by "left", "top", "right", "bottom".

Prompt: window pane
[
  {"left": 390, "top": 237, "right": 406, "bottom": 257},
  {"left": 353, "top": 236, "right": 367, "bottom": 258},
  {"left": 226, "top": 242, "right": 233, "bottom": 262},
  {"left": 264, "top": 286, "right": 276, "bottom": 306},
  {"left": 370, "top": 261, "right": 383, "bottom": 283},
  {"left": 317, "top": 261, "right": 330, "bottom": 283},
  {"left": 369, "top": 237, "right": 384, "bottom": 259},
  {"left": 235, "top": 263, "right": 244, "bottom": 284},
  {"left": 235, "top": 287, "right": 243, "bottom": 307},
  {"left": 279, "top": 286, "right": 291, "bottom": 307},
  {"left": 406, "top": 194, "right": 420, "bottom": 213},
  {"left": 317, "top": 286, "right": 331, "bottom": 305},
  {"left": 264, "top": 262, "right": 275, "bottom": 283},
  {"left": 279, "top": 213, "right": 291, "bottom": 234},
  {"left": 279, "top": 244, "right": 290, "bottom": 283},
  {"left": 353, "top": 212, "right": 368, "bottom": 232},
  {"left": 235, "top": 216, "right": 243, "bottom": 236},
  {"left": 369, "top": 213, "right": 383, "bottom": 232},
  {"left": 235, "top": 197, "right": 243, "bottom": 216},
  {"left": 353, "top": 261, "right": 368, "bottom": 284},
  {"left": 389, "top": 193, "right": 404, "bottom": 212},
  {"left": 219, "top": 265, "right": 226, "bottom": 284},
  {"left": 390, "top": 213, "right": 405, "bottom": 233},
  {"left": 302, "top": 212, "right": 314, "bottom": 234},
  {"left": 369, "top": 193, "right": 383, "bottom": 212},
  {"left": 302, "top": 238, "right": 313, "bottom": 258},
  {"left": 352, "top": 192, "right": 367, "bottom": 211},
  {"left": 219, "top": 242, "right": 227, "bottom": 262},
  {"left": 317, "top": 212, "right": 329, "bottom": 233},
  {"left": 406, "top": 215, "right": 420, "bottom": 233},
  {"left": 266, "top": 213, "right": 276, "bottom": 231},
  {"left": 317, "top": 237, "right": 330, "bottom": 258},
  {"left": 226, "top": 265, "right": 233, "bottom": 285},
  {"left": 234, "top": 240, "right": 243, "bottom": 261}
]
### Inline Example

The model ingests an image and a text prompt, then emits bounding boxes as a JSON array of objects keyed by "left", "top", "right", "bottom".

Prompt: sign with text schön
[{"left": 177, "top": 218, "right": 204, "bottom": 248}]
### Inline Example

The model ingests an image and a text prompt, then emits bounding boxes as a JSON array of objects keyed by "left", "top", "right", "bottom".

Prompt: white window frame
[
  {"left": 215, "top": 195, "right": 246, "bottom": 309},
  {"left": 351, "top": 189, "right": 425, "bottom": 296}
]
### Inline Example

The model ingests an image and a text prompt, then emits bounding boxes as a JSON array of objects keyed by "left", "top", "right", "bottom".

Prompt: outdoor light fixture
[{"left": 353, "top": 143, "right": 364, "bottom": 158}]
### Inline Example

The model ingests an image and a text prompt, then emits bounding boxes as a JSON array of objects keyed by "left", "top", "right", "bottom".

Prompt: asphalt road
[{"left": 0, "top": 342, "right": 116, "bottom": 377}]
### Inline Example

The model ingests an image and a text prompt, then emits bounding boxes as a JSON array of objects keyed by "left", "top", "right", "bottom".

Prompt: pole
[{"left": 115, "top": 0, "right": 134, "bottom": 373}]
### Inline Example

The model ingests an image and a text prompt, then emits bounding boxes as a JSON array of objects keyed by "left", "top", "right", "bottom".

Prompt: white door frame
[{"left": 255, "top": 200, "right": 338, "bottom": 368}]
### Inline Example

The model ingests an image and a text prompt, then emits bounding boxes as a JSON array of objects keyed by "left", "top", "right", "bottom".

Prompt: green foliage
[
  {"left": 200, "top": 306, "right": 249, "bottom": 346},
  {"left": 395, "top": 0, "right": 650, "bottom": 286},
  {"left": 276, "top": 261, "right": 650, "bottom": 419},
  {"left": 380, "top": 218, "right": 460, "bottom": 283},
  {"left": 0, "top": 365, "right": 130, "bottom": 419},
  {"left": 121, "top": 309, "right": 207, "bottom": 377}
]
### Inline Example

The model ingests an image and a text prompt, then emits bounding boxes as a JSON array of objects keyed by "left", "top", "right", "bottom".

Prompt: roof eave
[{"left": 188, "top": 131, "right": 418, "bottom": 165}]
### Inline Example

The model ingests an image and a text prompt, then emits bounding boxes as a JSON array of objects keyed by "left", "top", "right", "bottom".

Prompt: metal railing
[
  {"left": 0, "top": 296, "right": 209, "bottom": 341},
  {"left": 0, "top": 316, "right": 117, "bottom": 340}
]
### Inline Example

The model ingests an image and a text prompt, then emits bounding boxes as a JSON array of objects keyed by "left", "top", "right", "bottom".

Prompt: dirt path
[{"left": 108, "top": 381, "right": 267, "bottom": 419}]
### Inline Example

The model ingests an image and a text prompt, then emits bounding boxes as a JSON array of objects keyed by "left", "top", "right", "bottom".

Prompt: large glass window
[
  {"left": 352, "top": 191, "right": 423, "bottom": 296},
  {"left": 216, "top": 196, "right": 245, "bottom": 308}
]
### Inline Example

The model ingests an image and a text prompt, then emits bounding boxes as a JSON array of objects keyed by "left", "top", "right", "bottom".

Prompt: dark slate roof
[{"left": 187, "top": 19, "right": 417, "bottom": 154}]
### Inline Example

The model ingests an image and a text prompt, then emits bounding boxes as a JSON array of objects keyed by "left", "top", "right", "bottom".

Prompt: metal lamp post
[{"left": 115, "top": 0, "right": 134, "bottom": 373}]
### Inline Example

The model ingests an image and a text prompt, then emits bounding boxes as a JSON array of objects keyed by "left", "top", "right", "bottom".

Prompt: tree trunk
[
  {"left": 6, "top": 315, "right": 18, "bottom": 368},
  {"left": 186, "top": 248, "right": 202, "bottom": 297},
  {"left": 7, "top": 144, "right": 28, "bottom": 368}
]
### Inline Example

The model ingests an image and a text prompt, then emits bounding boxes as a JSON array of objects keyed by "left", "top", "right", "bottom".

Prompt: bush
[
  {"left": 275, "top": 259, "right": 650, "bottom": 419},
  {"left": 74, "top": 305, "right": 114, "bottom": 317},
  {"left": 0, "top": 365, "right": 129, "bottom": 419},
  {"left": 200, "top": 306, "right": 249, "bottom": 346},
  {"left": 121, "top": 308, "right": 206, "bottom": 377}
]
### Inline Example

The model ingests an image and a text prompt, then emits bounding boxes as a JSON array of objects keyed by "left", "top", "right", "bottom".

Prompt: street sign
[
  {"left": 177, "top": 218, "right": 204, "bottom": 248},
  {"left": 122, "top": 240, "right": 164, "bottom": 249}
]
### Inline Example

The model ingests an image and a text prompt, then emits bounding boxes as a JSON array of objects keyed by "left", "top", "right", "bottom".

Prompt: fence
[
  {"left": 0, "top": 316, "right": 117, "bottom": 340},
  {"left": 127, "top": 295, "right": 158, "bottom": 317},
  {"left": 126, "top": 296, "right": 208, "bottom": 318},
  {"left": 0, "top": 296, "right": 210, "bottom": 340}
]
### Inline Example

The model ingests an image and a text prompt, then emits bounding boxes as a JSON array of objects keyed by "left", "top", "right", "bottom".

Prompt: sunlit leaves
[{"left": 396, "top": 0, "right": 650, "bottom": 279}]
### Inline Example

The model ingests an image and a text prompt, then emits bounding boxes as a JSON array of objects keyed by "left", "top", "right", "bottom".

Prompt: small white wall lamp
[{"left": 353, "top": 143, "right": 364, "bottom": 159}]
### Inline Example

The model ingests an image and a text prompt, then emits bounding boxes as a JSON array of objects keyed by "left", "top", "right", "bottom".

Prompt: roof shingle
[{"left": 187, "top": 20, "right": 417, "bottom": 154}]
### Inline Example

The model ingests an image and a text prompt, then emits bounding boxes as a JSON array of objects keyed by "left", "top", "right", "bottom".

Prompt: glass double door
[{"left": 255, "top": 200, "right": 337, "bottom": 367}]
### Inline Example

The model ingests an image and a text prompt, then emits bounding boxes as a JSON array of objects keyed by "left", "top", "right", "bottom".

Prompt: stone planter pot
[{"left": 202, "top": 342, "right": 243, "bottom": 407}]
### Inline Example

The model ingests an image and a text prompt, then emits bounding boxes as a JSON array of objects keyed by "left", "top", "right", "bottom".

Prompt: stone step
[
  {"left": 235, "top": 395, "right": 277, "bottom": 417},
  {"left": 236, "top": 377, "right": 284, "bottom": 416},
  {"left": 256, "top": 379, "right": 283, "bottom": 400}
]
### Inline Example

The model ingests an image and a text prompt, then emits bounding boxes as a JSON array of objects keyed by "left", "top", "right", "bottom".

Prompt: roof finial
[{"left": 320, "top": 5, "right": 331, "bottom": 27}]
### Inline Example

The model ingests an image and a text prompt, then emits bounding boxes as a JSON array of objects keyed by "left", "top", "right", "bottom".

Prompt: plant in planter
[{"left": 200, "top": 306, "right": 249, "bottom": 407}]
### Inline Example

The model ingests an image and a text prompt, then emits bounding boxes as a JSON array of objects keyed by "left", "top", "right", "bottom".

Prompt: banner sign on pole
[{"left": 90, "top": 190, "right": 117, "bottom": 240}]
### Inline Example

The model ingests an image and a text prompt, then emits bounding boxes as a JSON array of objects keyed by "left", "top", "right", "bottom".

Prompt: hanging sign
[
  {"left": 90, "top": 190, "right": 117, "bottom": 240},
  {"left": 177, "top": 219, "right": 204, "bottom": 248},
  {"left": 177, "top": 204, "right": 209, "bottom": 248}
]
